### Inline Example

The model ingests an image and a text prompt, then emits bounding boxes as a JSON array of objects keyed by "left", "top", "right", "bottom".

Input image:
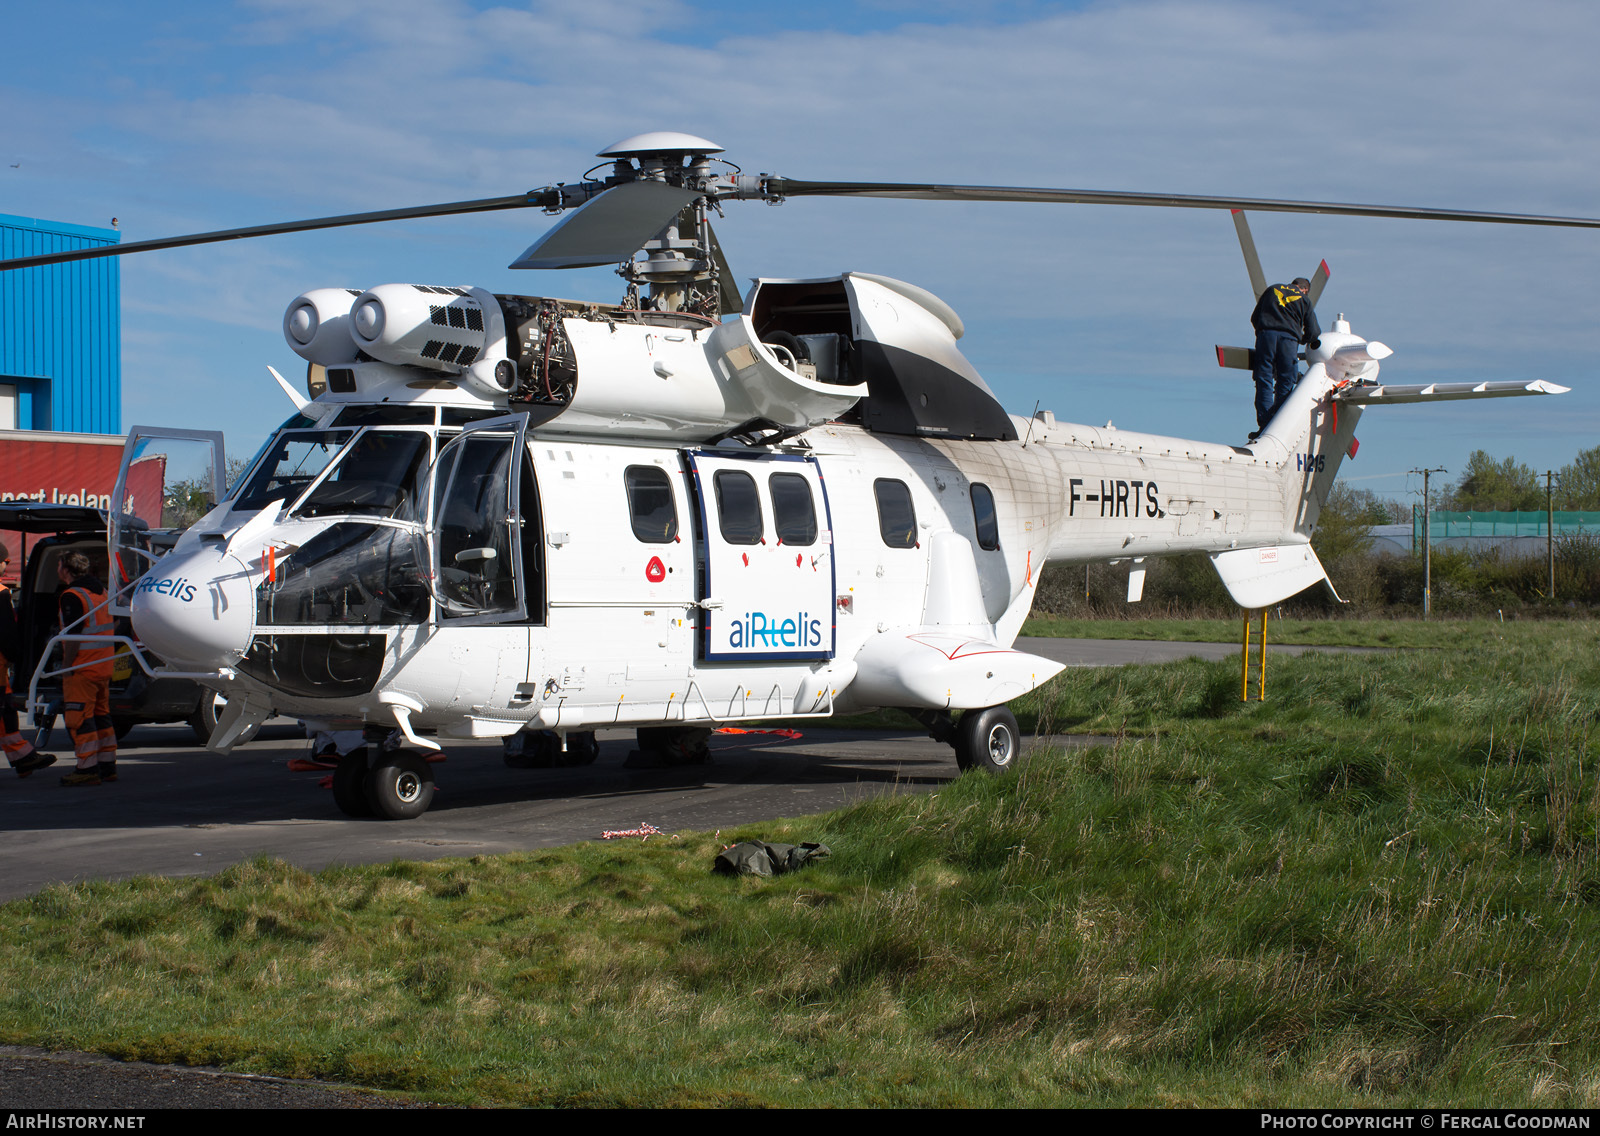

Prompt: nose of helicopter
[{"left": 130, "top": 544, "right": 258, "bottom": 672}]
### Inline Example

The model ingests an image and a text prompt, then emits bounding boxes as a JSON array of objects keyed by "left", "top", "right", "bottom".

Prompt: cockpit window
[
  {"left": 330, "top": 405, "right": 437, "bottom": 426},
  {"left": 227, "top": 414, "right": 318, "bottom": 499},
  {"left": 232, "top": 430, "right": 354, "bottom": 512},
  {"left": 294, "top": 430, "right": 431, "bottom": 518},
  {"left": 441, "top": 407, "right": 505, "bottom": 427},
  {"left": 256, "top": 522, "right": 430, "bottom": 627}
]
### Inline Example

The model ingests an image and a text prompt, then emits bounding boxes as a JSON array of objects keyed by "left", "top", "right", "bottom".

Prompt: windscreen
[
  {"left": 232, "top": 430, "right": 353, "bottom": 512},
  {"left": 293, "top": 430, "right": 430, "bottom": 518}
]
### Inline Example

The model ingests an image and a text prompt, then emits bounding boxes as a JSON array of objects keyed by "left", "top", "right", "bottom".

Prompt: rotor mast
[{"left": 599, "top": 134, "right": 725, "bottom": 313}]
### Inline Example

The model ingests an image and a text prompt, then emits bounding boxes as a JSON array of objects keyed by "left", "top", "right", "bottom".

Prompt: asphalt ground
[
  {"left": 0, "top": 634, "right": 1378, "bottom": 1108},
  {"left": 0, "top": 721, "right": 1107, "bottom": 902}
]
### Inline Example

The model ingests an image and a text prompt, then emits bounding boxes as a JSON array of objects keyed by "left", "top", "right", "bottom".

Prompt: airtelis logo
[
  {"left": 727, "top": 610, "right": 824, "bottom": 650},
  {"left": 136, "top": 575, "right": 198, "bottom": 602}
]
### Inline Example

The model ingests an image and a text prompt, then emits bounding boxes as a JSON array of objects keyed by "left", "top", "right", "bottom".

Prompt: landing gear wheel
[
  {"left": 635, "top": 726, "right": 712, "bottom": 766},
  {"left": 954, "top": 706, "right": 1023, "bottom": 774},
  {"left": 365, "top": 750, "right": 435, "bottom": 820},
  {"left": 560, "top": 731, "right": 599, "bottom": 766},
  {"left": 503, "top": 730, "right": 599, "bottom": 768},
  {"left": 113, "top": 718, "right": 135, "bottom": 742},
  {"left": 332, "top": 747, "right": 372, "bottom": 818}
]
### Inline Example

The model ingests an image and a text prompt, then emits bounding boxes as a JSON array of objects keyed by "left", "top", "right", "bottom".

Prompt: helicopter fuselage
[
  {"left": 112, "top": 269, "right": 1362, "bottom": 765},
  {"left": 125, "top": 389, "right": 1340, "bottom": 742}
]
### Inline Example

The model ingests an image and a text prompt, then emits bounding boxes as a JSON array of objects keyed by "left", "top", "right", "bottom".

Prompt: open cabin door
[
  {"left": 686, "top": 450, "right": 836, "bottom": 663},
  {"left": 427, "top": 413, "right": 533, "bottom": 626},
  {"left": 108, "top": 426, "right": 226, "bottom": 616}
]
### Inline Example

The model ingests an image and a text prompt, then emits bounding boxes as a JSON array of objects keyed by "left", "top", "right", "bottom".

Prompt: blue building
[{"left": 0, "top": 213, "right": 121, "bottom": 433}]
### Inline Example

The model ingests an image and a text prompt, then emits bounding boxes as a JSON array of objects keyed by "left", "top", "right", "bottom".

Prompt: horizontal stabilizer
[
  {"left": 1333, "top": 379, "right": 1570, "bottom": 404},
  {"left": 1216, "top": 344, "right": 1255, "bottom": 371},
  {"left": 1211, "top": 543, "right": 1335, "bottom": 609},
  {"left": 851, "top": 631, "right": 1065, "bottom": 710}
]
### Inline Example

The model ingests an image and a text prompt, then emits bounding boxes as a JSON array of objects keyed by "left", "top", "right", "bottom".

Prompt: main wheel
[
  {"left": 365, "top": 750, "right": 435, "bottom": 820},
  {"left": 331, "top": 747, "right": 372, "bottom": 817},
  {"left": 560, "top": 731, "right": 599, "bottom": 766},
  {"left": 503, "top": 730, "right": 598, "bottom": 768},
  {"left": 635, "top": 726, "right": 711, "bottom": 765},
  {"left": 954, "top": 706, "right": 1023, "bottom": 774}
]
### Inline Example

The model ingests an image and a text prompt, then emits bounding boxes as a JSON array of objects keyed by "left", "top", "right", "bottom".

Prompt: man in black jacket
[{"left": 1250, "top": 276, "right": 1321, "bottom": 438}]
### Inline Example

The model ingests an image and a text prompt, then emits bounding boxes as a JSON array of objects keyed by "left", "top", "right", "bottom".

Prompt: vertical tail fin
[{"left": 1258, "top": 363, "right": 1363, "bottom": 539}]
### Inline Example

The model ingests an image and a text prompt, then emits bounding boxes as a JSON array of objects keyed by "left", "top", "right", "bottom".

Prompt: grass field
[
  {"left": 2, "top": 620, "right": 1599, "bottom": 1106},
  {"left": 1019, "top": 614, "right": 1594, "bottom": 650}
]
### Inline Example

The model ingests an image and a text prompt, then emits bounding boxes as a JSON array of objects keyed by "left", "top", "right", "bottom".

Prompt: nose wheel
[{"left": 332, "top": 747, "right": 372, "bottom": 817}]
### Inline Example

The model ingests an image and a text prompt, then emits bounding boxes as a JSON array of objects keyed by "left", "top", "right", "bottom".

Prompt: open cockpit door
[
  {"left": 427, "top": 413, "right": 532, "bottom": 626},
  {"left": 108, "top": 426, "right": 226, "bottom": 616}
]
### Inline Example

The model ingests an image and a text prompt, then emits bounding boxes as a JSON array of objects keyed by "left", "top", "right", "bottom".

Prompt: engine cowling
[
  {"left": 282, "top": 288, "right": 364, "bottom": 365},
  {"left": 347, "top": 284, "right": 513, "bottom": 397}
]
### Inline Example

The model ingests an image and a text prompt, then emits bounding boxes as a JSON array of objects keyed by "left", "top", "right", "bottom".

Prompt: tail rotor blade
[
  {"left": 1216, "top": 345, "right": 1255, "bottom": 371},
  {"left": 1232, "top": 210, "right": 1267, "bottom": 299},
  {"left": 1307, "top": 259, "right": 1331, "bottom": 307}
]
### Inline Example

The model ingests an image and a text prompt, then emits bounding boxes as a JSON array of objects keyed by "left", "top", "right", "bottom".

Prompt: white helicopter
[{"left": 5, "top": 132, "right": 1587, "bottom": 819}]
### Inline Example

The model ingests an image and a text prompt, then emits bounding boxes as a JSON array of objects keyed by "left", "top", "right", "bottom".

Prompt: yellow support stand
[{"left": 1240, "top": 608, "right": 1268, "bottom": 702}]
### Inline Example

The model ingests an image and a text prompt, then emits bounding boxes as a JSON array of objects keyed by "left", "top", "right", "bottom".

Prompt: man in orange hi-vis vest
[
  {"left": 0, "top": 542, "right": 57, "bottom": 778},
  {"left": 55, "top": 552, "right": 117, "bottom": 787}
]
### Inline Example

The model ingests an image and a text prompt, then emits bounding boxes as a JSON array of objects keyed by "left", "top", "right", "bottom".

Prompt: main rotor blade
[
  {"left": 769, "top": 179, "right": 1600, "bottom": 229},
  {"left": 0, "top": 192, "right": 563, "bottom": 272},
  {"left": 509, "top": 181, "right": 699, "bottom": 270},
  {"left": 705, "top": 222, "right": 743, "bottom": 317},
  {"left": 1231, "top": 210, "right": 1267, "bottom": 299}
]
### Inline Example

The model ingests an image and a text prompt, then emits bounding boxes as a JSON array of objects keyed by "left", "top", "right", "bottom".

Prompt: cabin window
[
  {"left": 713, "top": 470, "right": 763, "bottom": 545},
  {"left": 769, "top": 472, "right": 817, "bottom": 546},
  {"left": 625, "top": 466, "right": 678, "bottom": 543},
  {"left": 874, "top": 479, "right": 918, "bottom": 548},
  {"left": 970, "top": 483, "right": 1000, "bottom": 551}
]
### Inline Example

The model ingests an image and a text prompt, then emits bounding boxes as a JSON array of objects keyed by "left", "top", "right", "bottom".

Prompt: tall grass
[{"left": 3, "top": 628, "right": 1600, "bottom": 1105}]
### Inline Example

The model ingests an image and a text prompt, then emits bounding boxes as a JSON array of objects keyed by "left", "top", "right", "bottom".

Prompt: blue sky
[{"left": 3, "top": 0, "right": 1597, "bottom": 502}]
